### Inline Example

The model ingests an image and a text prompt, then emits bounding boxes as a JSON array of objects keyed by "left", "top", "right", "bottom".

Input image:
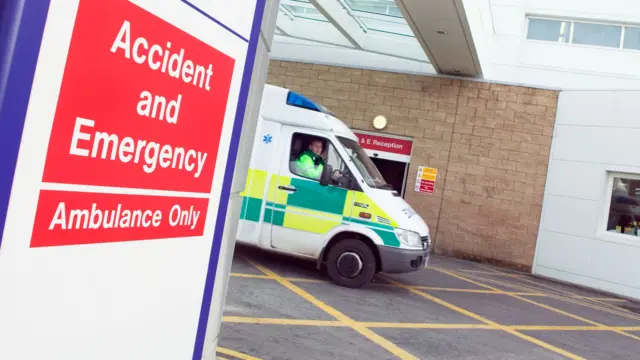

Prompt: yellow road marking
[
  {"left": 283, "top": 277, "right": 328, "bottom": 283},
  {"left": 583, "top": 297, "right": 632, "bottom": 313},
  {"left": 230, "top": 273, "right": 330, "bottom": 284},
  {"left": 217, "top": 357, "right": 230, "bottom": 360},
  {"left": 217, "top": 347, "right": 261, "bottom": 360},
  {"left": 245, "top": 258, "right": 419, "bottom": 360},
  {"left": 474, "top": 263, "right": 512, "bottom": 274},
  {"left": 361, "top": 322, "right": 499, "bottom": 329},
  {"left": 435, "top": 268, "right": 640, "bottom": 342},
  {"left": 478, "top": 267, "right": 633, "bottom": 311},
  {"left": 231, "top": 273, "right": 272, "bottom": 279},
  {"left": 445, "top": 268, "right": 640, "bottom": 320},
  {"left": 383, "top": 276, "right": 585, "bottom": 360},
  {"left": 222, "top": 316, "right": 640, "bottom": 332},
  {"left": 572, "top": 296, "right": 627, "bottom": 302},
  {"left": 413, "top": 287, "right": 544, "bottom": 296},
  {"left": 223, "top": 316, "right": 345, "bottom": 327},
  {"left": 589, "top": 298, "right": 628, "bottom": 302},
  {"left": 412, "top": 287, "right": 499, "bottom": 293},
  {"left": 451, "top": 270, "right": 640, "bottom": 321},
  {"left": 510, "top": 325, "right": 640, "bottom": 331},
  {"left": 459, "top": 270, "right": 525, "bottom": 278}
]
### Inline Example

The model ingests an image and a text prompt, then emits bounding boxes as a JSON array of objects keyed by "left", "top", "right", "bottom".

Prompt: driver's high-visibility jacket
[{"left": 294, "top": 149, "right": 325, "bottom": 180}]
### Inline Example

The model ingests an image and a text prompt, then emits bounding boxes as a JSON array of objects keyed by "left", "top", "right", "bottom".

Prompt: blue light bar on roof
[{"left": 286, "top": 91, "right": 332, "bottom": 115}]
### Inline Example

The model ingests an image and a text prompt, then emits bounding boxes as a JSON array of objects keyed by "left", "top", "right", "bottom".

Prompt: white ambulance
[{"left": 236, "top": 85, "right": 431, "bottom": 288}]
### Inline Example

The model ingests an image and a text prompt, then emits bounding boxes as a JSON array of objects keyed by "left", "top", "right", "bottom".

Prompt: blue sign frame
[{"left": 0, "top": 1, "right": 266, "bottom": 359}]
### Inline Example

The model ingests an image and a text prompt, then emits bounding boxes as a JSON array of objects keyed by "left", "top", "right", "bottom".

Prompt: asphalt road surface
[{"left": 216, "top": 245, "right": 640, "bottom": 360}]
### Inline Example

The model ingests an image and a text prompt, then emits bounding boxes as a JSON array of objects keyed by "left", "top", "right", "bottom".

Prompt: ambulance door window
[{"left": 289, "top": 133, "right": 351, "bottom": 190}]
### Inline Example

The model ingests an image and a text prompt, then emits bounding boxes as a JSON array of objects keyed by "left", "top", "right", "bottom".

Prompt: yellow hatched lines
[
  {"left": 244, "top": 258, "right": 420, "bottom": 360},
  {"left": 458, "top": 269, "right": 525, "bottom": 278},
  {"left": 217, "top": 346, "right": 261, "bottom": 360},
  {"left": 229, "top": 271, "right": 633, "bottom": 309},
  {"left": 224, "top": 316, "right": 346, "bottom": 327},
  {"left": 230, "top": 273, "right": 545, "bottom": 295},
  {"left": 228, "top": 258, "right": 638, "bottom": 360},
  {"left": 222, "top": 316, "right": 640, "bottom": 332},
  {"left": 381, "top": 275, "right": 585, "bottom": 360},
  {"left": 432, "top": 268, "right": 640, "bottom": 343},
  {"left": 440, "top": 268, "right": 640, "bottom": 321}
]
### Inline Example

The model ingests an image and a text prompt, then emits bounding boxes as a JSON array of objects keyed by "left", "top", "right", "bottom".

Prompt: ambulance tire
[{"left": 326, "top": 239, "right": 376, "bottom": 288}]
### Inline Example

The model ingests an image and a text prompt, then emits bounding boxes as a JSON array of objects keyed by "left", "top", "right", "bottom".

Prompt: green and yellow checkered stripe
[{"left": 240, "top": 169, "right": 401, "bottom": 247}]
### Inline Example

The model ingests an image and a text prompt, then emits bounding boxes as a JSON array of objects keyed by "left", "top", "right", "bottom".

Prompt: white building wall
[
  {"left": 483, "top": 0, "right": 640, "bottom": 89},
  {"left": 534, "top": 90, "right": 640, "bottom": 300}
]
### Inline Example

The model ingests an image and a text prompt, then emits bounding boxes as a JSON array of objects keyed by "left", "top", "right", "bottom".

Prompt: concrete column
[{"left": 202, "top": 1, "right": 280, "bottom": 358}]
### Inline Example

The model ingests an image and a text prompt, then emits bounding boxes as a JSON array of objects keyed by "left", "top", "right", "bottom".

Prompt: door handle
[{"left": 278, "top": 185, "right": 297, "bottom": 192}]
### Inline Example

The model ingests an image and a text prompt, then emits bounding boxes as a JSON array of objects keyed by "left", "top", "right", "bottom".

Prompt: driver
[{"left": 294, "top": 138, "right": 326, "bottom": 180}]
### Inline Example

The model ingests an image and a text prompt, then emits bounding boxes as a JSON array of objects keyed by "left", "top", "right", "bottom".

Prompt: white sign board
[{"left": 0, "top": 0, "right": 264, "bottom": 359}]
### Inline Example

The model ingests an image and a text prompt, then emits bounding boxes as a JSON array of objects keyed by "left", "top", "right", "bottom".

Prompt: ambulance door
[
  {"left": 237, "top": 119, "right": 282, "bottom": 248},
  {"left": 270, "top": 126, "right": 352, "bottom": 257}
]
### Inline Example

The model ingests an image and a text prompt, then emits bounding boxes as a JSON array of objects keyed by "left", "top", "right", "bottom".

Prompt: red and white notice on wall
[
  {"left": 31, "top": 0, "right": 234, "bottom": 247},
  {"left": 415, "top": 166, "right": 437, "bottom": 194}
]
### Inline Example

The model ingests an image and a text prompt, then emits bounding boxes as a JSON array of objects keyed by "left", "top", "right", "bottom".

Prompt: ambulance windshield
[{"left": 337, "top": 137, "right": 392, "bottom": 190}]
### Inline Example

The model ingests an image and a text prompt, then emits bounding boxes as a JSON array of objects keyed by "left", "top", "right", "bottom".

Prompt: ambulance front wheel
[{"left": 326, "top": 239, "right": 377, "bottom": 288}]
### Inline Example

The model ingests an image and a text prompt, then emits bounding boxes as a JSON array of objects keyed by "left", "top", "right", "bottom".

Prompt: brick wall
[{"left": 267, "top": 60, "right": 559, "bottom": 271}]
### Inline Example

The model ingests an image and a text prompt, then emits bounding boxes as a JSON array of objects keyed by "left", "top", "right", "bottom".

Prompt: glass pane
[
  {"left": 573, "top": 22, "right": 621, "bottom": 48},
  {"left": 624, "top": 26, "right": 640, "bottom": 50},
  {"left": 527, "top": 18, "right": 571, "bottom": 43},
  {"left": 344, "top": 0, "right": 403, "bottom": 17},
  {"left": 290, "top": 134, "right": 329, "bottom": 181},
  {"left": 338, "top": 136, "right": 392, "bottom": 190},
  {"left": 607, "top": 177, "right": 640, "bottom": 236},
  {"left": 360, "top": 17, "right": 413, "bottom": 37},
  {"left": 281, "top": 3, "right": 328, "bottom": 22}
]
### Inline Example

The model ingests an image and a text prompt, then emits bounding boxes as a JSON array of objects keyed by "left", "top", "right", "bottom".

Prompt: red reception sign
[
  {"left": 353, "top": 132, "right": 413, "bottom": 156},
  {"left": 31, "top": 0, "right": 234, "bottom": 247}
]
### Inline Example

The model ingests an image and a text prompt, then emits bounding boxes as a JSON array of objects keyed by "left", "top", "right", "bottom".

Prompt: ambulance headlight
[{"left": 394, "top": 228, "right": 422, "bottom": 248}]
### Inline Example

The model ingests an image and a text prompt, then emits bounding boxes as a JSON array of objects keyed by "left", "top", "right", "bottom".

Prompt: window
[
  {"left": 573, "top": 22, "right": 621, "bottom": 48},
  {"left": 606, "top": 177, "right": 640, "bottom": 236},
  {"left": 527, "top": 18, "right": 571, "bottom": 43},
  {"left": 337, "top": 136, "right": 393, "bottom": 190},
  {"left": 289, "top": 133, "right": 354, "bottom": 189},
  {"left": 526, "top": 16, "right": 640, "bottom": 52},
  {"left": 624, "top": 26, "right": 640, "bottom": 50}
]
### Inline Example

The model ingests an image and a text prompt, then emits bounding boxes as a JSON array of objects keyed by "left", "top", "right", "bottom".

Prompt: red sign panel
[
  {"left": 415, "top": 166, "right": 437, "bottom": 194},
  {"left": 353, "top": 132, "right": 412, "bottom": 156},
  {"left": 31, "top": 191, "right": 209, "bottom": 248},
  {"left": 31, "top": 0, "right": 234, "bottom": 247},
  {"left": 417, "top": 180, "right": 435, "bottom": 193},
  {"left": 42, "top": 0, "right": 235, "bottom": 193}
]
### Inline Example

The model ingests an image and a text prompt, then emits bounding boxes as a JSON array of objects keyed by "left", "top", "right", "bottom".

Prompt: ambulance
[{"left": 237, "top": 85, "right": 431, "bottom": 288}]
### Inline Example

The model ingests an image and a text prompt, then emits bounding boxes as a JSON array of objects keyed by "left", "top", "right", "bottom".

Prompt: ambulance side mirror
[{"left": 319, "top": 165, "right": 333, "bottom": 186}]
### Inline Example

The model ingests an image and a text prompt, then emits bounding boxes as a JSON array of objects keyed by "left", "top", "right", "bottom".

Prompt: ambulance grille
[{"left": 376, "top": 216, "right": 391, "bottom": 225}]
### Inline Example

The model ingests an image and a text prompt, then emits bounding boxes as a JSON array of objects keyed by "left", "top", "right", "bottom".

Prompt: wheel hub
[{"left": 336, "top": 252, "right": 363, "bottom": 278}]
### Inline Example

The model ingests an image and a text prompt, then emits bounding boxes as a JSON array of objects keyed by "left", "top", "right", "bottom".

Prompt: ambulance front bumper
[{"left": 377, "top": 245, "right": 430, "bottom": 274}]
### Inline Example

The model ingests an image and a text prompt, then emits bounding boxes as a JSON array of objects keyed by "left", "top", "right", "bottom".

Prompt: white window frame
[
  {"left": 524, "top": 16, "right": 573, "bottom": 44},
  {"left": 622, "top": 25, "right": 640, "bottom": 50},
  {"left": 525, "top": 15, "right": 640, "bottom": 53},
  {"left": 570, "top": 20, "right": 623, "bottom": 49},
  {"left": 596, "top": 170, "right": 640, "bottom": 248}
]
